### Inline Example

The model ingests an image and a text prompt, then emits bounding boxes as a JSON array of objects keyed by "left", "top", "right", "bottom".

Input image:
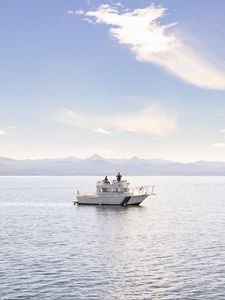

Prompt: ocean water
[{"left": 0, "top": 176, "right": 225, "bottom": 300}]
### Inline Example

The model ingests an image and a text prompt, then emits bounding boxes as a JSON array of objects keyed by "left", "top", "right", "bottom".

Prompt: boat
[{"left": 74, "top": 174, "right": 155, "bottom": 206}]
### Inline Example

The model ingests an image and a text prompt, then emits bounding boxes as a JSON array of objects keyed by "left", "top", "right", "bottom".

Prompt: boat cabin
[{"left": 96, "top": 180, "right": 130, "bottom": 194}]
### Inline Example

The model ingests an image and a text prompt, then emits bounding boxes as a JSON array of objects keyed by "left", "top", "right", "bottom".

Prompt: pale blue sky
[{"left": 1, "top": 0, "right": 225, "bottom": 161}]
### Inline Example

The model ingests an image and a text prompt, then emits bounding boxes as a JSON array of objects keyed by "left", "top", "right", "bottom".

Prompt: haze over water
[{"left": 1, "top": 176, "right": 225, "bottom": 299}]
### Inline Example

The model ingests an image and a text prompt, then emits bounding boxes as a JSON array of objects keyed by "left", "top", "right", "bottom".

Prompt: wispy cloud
[
  {"left": 67, "top": 10, "right": 75, "bottom": 15},
  {"left": 76, "top": 4, "right": 225, "bottom": 90},
  {"left": 114, "top": 106, "right": 176, "bottom": 135},
  {"left": 91, "top": 128, "right": 111, "bottom": 135},
  {"left": 68, "top": 9, "right": 84, "bottom": 16},
  {"left": 0, "top": 129, "right": 7, "bottom": 136},
  {"left": 55, "top": 105, "right": 177, "bottom": 136},
  {"left": 211, "top": 142, "right": 225, "bottom": 149}
]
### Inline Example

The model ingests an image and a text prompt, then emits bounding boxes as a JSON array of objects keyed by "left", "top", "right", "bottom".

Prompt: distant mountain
[
  {"left": 1, "top": 155, "right": 225, "bottom": 175},
  {"left": 86, "top": 154, "right": 106, "bottom": 161}
]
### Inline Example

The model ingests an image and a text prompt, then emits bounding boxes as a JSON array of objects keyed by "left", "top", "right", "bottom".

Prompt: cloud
[
  {"left": 219, "top": 129, "right": 225, "bottom": 133},
  {"left": 57, "top": 109, "right": 87, "bottom": 128},
  {"left": 91, "top": 128, "right": 111, "bottom": 135},
  {"left": 77, "top": 4, "right": 225, "bottom": 90},
  {"left": 7, "top": 126, "right": 17, "bottom": 129},
  {"left": 55, "top": 105, "right": 177, "bottom": 136},
  {"left": 68, "top": 9, "right": 84, "bottom": 16},
  {"left": 152, "top": 137, "right": 160, "bottom": 141},
  {"left": 113, "top": 106, "right": 176, "bottom": 135},
  {"left": 67, "top": 10, "right": 75, "bottom": 14},
  {"left": 211, "top": 143, "right": 225, "bottom": 149},
  {"left": 0, "top": 129, "right": 7, "bottom": 136}
]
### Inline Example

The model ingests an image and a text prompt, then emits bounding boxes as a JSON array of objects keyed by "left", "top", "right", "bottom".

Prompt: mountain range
[{"left": 1, "top": 154, "right": 225, "bottom": 175}]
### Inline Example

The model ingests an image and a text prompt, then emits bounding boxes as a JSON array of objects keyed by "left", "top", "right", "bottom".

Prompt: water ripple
[{"left": 1, "top": 176, "right": 225, "bottom": 299}]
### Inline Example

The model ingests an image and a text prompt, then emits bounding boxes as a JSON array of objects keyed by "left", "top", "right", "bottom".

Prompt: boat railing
[
  {"left": 77, "top": 185, "right": 155, "bottom": 197},
  {"left": 129, "top": 185, "right": 155, "bottom": 196}
]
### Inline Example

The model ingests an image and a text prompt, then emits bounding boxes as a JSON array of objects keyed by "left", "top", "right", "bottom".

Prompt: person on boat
[
  {"left": 116, "top": 172, "right": 122, "bottom": 182},
  {"left": 103, "top": 176, "right": 109, "bottom": 184}
]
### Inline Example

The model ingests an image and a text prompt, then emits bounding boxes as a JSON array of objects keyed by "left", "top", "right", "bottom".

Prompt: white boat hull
[{"left": 75, "top": 194, "right": 149, "bottom": 206}]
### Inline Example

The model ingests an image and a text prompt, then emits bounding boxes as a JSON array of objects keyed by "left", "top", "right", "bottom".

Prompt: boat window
[{"left": 102, "top": 188, "right": 108, "bottom": 192}]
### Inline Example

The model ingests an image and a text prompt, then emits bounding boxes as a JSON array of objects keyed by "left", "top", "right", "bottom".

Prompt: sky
[{"left": 1, "top": 0, "right": 225, "bottom": 162}]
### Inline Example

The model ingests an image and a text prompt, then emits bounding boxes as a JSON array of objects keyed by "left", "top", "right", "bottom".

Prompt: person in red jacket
[{"left": 103, "top": 176, "right": 109, "bottom": 184}]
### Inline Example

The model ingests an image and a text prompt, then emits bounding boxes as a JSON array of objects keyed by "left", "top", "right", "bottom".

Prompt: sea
[{"left": 0, "top": 176, "right": 225, "bottom": 300}]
